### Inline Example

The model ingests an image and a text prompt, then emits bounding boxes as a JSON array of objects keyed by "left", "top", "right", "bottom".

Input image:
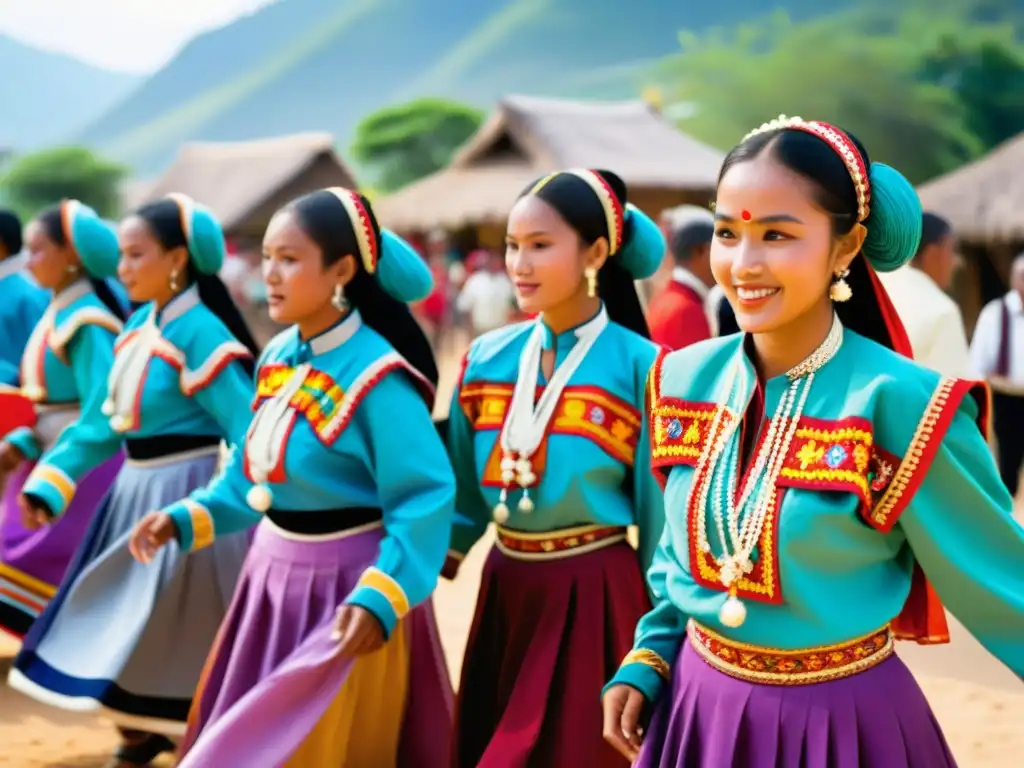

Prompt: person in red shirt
[{"left": 646, "top": 216, "right": 715, "bottom": 350}]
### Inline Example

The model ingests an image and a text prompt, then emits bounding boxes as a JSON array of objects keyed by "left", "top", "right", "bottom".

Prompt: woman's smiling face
[{"left": 712, "top": 149, "right": 851, "bottom": 335}]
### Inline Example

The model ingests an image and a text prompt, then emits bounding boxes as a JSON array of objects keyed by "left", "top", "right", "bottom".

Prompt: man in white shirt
[
  {"left": 970, "top": 252, "right": 1024, "bottom": 497},
  {"left": 879, "top": 212, "right": 971, "bottom": 378},
  {"left": 456, "top": 250, "right": 516, "bottom": 337}
]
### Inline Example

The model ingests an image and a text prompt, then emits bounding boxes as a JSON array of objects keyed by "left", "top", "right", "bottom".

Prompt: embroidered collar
[
  {"left": 538, "top": 304, "right": 607, "bottom": 351},
  {"left": 0, "top": 253, "right": 29, "bottom": 282},
  {"left": 738, "top": 313, "right": 845, "bottom": 386},
  {"left": 308, "top": 310, "right": 362, "bottom": 357},
  {"left": 53, "top": 278, "right": 92, "bottom": 311},
  {"left": 672, "top": 266, "right": 711, "bottom": 301},
  {"left": 155, "top": 284, "right": 201, "bottom": 327}
]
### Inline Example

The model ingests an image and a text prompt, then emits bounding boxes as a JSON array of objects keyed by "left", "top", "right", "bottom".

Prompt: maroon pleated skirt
[{"left": 453, "top": 539, "right": 650, "bottom": 768}]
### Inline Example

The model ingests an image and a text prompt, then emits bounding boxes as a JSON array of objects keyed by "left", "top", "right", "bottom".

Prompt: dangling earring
[
  {"left": 169, "top": 269, "right": 180, "bottom": 292},
  {"left": 332, "top": 284, "right": 348, "bottom": 311},
  {"left": 584, "top": 266, "right": 598, "bottom": 299},
  {"left": 829, "top": 268, "right": 852, "bottom": 302},
  {"left": 65, "top": 263, "right": 79, "bottom": 276}
]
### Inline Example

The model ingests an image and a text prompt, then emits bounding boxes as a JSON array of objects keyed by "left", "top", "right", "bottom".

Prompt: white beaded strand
[
  {"left": 691, "top": 315, "right": 844, "bottom": 628},
  {"left": 492, "top": 309, "right": 608, "bottom": 522}
]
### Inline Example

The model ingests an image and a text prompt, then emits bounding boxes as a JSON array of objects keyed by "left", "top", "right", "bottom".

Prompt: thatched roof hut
[
  {"left": 917, "top": 132, "right": 1024, "bottom": 244},
  {"left": 374, "top": 95, "right": 724, "bottom": 236},
  {"left": 131, "top": 132, "right": 358, "bottom": 241}
]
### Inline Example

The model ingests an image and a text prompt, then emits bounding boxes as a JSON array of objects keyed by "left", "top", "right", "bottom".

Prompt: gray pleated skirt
[{"left": 9, "top": 445, "right": 249, "bottom": 736}]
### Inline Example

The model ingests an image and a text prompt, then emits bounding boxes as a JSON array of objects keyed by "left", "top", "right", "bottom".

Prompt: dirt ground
[{"left": 1, "top": 342, "right": 1022, "bottom": 767}]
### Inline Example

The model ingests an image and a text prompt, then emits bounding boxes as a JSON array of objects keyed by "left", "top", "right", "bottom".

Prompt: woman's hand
[
  {"left": 440, "top": 552, "right": 461, "bottom": 581},
  {"left": 331, "top": 605, "right": 386, "bottom": 658},
  {"left": 0, "top": 440, "right": 25, "bottom": 492},
  {"left": 602, "top": 684, "right": 648, "bottom": 762},
  {"left": 129, "top": 512, "right": 178, "bottom": 563},
  {"left": 18, "top": 493, "right": 52, "bottom": 530}
]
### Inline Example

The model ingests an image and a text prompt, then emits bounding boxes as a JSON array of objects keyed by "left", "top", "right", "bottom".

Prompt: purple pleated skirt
[
  {"left": 0, "top": 455, "right": 122, "bottom": 637},
  {"left": 177, "top": 519, "right": 453, "bottom": 768},
  {"left": 635, "top": 639, "right": 957, "bottom": 768}
]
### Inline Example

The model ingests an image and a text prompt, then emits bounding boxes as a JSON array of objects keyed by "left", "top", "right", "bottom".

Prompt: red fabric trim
[
  {"left": 865, "top": 260, "right": 914, "bottom": 359},
  {"left": 0, "top": 391, "right": 37, "bottom": 435},
  {"left": 884, "top": 377, "right": 984, "bottom": 646},
  {"left": 180, "top": 350, "right": 252, "bottom": 396}
]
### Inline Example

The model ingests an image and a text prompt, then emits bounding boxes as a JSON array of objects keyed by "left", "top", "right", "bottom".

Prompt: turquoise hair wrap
[
  {"left": 62, "top": 200, "right": 119, "bottom": 279},
  {"left": 617, "top": 203, "right": 665, "bottom": 280},
  {"left": 377, "top": 229, "right": 434, "bottom": 303},
  {"left": 165, "top": 193, "right": 226, "bottom": 275},
  {"left": 861, "top": 163, "right": 922, "bottom": 273}
]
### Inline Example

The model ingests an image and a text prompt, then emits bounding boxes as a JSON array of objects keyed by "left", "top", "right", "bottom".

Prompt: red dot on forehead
[{"left": 741, "top": 210, "right": 752, "bottom": 221}]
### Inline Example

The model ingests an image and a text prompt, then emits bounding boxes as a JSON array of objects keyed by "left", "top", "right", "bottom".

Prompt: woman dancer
[
  {"left": 0, "top": 209, "right": 49, "bottom": 386},
  {"left": 10, "top": 195, "right": 258, "bottom": 768},
  {"left": 128, "top": 187, "right": 455, "bottom": 767},
  {"left": 0, "top": 201, "right": 125, "bottom": 638},
  {"left": 446, "top": 169, "right": 666, "bottom": 767},
  {"left": 602, "top": 116, "right": 1024, "bottom": 767}
]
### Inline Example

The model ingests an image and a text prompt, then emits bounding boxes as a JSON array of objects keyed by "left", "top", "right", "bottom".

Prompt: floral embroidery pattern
[
  {"left": 689, "top": 620, "right": 894, "bottom": 685},
  {"left": 459, "top": 381, "right": 641, "bottom": 485},
  {"left": 255, "top": 364, "right": 345, "bottom": 439},
  {"left": 651, "top": 399, "right": 734, "bottom": 466}
]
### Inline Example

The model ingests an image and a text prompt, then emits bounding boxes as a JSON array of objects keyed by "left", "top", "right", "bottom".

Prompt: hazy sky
[{"left": 0, "top": 0, "right": 275, "bottom": 73}]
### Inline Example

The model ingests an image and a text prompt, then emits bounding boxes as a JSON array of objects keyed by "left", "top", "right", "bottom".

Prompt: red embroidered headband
[
  {"left": 59, "top": 199, "right": 82, "bottom": 246},
  {"left": 530, "top": 169, "right": 625, "bottom": 254},
  {"left": 325, "top": 187, "right": 379, "bottom": 274},
  {"left": 743, "top": 115, "right": 871, "bottom": 223},
  {"left": 164, "top": 192, "right": 196, "bottom": 245}
]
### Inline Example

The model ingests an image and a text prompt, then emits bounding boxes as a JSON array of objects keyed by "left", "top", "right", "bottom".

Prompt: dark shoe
[{"left": 104, "top": 733, "right": 177, "bottom": 767}]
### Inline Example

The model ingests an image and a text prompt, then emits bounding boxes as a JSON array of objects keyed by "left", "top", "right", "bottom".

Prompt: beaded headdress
[
  {"left": 743, "top": 115, "right": 871, "bottom": 223},
  {"left": 325, "top": 187, "right": 379, "bottom": 274},
  {"left": 316, "top": 187, "right": 432, "bottom": 304},
  {"left": 530, "top": 169, "right": 625, "bottom": 254}
]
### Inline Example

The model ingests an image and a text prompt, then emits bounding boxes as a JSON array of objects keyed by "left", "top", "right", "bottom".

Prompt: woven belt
[
  {"left": 688, "top": 620, "right": 894, "bottom": 686},
  {"left": 495, "top": 524, "right": 628, "bottom": 561}
]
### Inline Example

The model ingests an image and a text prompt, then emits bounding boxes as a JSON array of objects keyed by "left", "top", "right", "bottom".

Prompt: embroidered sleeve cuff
[
  {"left": 603, "top": 649, "right": 672, "bottom": 703},
  {"left": 22, "top": 464, "right": 76, "bottom": 517},
  {"left": 166, "top": 499, "right": 216, "bottom": 553},
  {"left": 345, "top": 567, "right": 411, "bottom": 639},
  {"left": 6, "top": 426, "right": 41, "bottom": 461}
]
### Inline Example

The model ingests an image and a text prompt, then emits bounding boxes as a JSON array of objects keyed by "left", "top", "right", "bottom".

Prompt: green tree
[
  {"left": 0, "top": 146, "right": 126, "bottom": 220},
  {"left": 657, "top": 9, "right": 988, "bottom": 183},
  {"left": 917, "top": 30, "right": 1024, "bottom": 152},
  {"left": 351, "top": 98, "right": 484, "bottom": 192}
]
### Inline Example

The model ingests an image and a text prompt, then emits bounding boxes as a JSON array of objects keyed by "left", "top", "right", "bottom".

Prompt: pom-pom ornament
[
  {"left": 109, "top": 414, "right": 132, "bottom": 433},
  {"left": 517, "top": 494, "right": 534, "bottom": 514},
  {"left": 23, "top": 386, "right": 45, "bottom": 402},
  {"left": 246, "top": 483, "right": 273, "bottom": 512},
  {"left": 719, "top": 592, "right": 747, "bottom": 628},
  {"left": 492, "top": 500, "right": 510, "bottom": 524},
  {"left": 829, "top": 271, "right": 852, "bottom": 303},
  {"left": 101, "top": 399, "right": 115, "bottom": 416}
]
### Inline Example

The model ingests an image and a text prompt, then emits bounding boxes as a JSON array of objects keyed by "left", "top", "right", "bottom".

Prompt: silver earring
[
  {"left": 170, "top": 269, "right": 180, "bottom": 292},
  {"left": 332, "top": 284, "right": 348, "bottom": 311}
]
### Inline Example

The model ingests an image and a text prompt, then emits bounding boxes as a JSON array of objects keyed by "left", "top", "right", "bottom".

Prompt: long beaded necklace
[
  {"left": 492, "top": 307, "right": 609, "bottom": 523},
  {"left": 692, "top": 314, "right": 844, "bottom": 627}
]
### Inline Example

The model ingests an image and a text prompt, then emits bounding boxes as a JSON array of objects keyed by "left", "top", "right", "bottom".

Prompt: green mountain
[
  {"left": 0, "top": 34, "right": 141, "bottom": 151},
  {"left": 75, "top": 0, "right": 841, "bottom": 176}
]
